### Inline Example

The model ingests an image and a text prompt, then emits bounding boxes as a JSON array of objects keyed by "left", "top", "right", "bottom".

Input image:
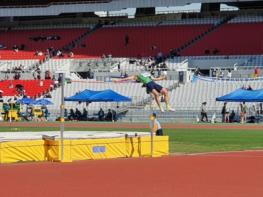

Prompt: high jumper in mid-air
[{"left": 113, "top": 72, "right": 175, "bottom": 112}]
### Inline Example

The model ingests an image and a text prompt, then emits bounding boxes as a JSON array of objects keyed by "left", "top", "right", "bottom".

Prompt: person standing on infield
[{"left": 152, "top": 113, "right": 163, "bottom": 136}]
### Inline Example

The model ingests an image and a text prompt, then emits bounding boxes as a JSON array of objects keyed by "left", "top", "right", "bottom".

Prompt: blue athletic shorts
[{"left": 146, "top": 81, "right": 163, "bottom": 93}]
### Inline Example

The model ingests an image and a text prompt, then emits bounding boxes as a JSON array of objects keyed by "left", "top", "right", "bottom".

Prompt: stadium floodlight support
[{"left": 59, "top": 72, "right": 65, "bottom": 162}]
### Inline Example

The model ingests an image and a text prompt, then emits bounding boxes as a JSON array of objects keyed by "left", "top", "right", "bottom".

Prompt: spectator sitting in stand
[
  {"left": 68, "top": 109, "right": 75, "bottom": 121},
  {"left": 105, "top": 109, "right": 113, "bottom": 121},
  {"left": 35, "top": 51, "right": 43, "bottom": 56},
  {"left": 98, "top": 108, "right": 105, "bottom": 121},
  {"left": 14, "top": 72, "right": 21, "bottom": 80},
  {"left": 13, "top": 45, "right": 19, "bottom": 52},
  {"left": 45, "top": 70, "right": 51, "bottom": 79},
  {"left": 56, "top": 50, "right": 63, "bottom": 57},
  {"left": 229, "top": 110, "right": 236, "bottom": 123},
  {"left": 194, "top": 67, "right": 201, "bottom": 76},
  {"left": 0, "top": 44, "right": 7, "bottom": 49},
  {"left": 247, "top": 85, "right": 253, "bottom": 90},
  {"left": 254, "top": 67, "right": 261, "bottom": 78},
  {"left": 37, "top": 72, "right": 41, "bottom": 80},
  {"left": 18, "top": 64, "right": 24, "bottom": 71},
  {"left": 219, "top": 70, "right": 224, "bottom": 79},
  {"left": 64, "top": 109, "right": 68, "bottom": 121},
  {"left": 227, "top": 69, "right": 232, "bottom": 79},
  {"left": 82, "top": 108, "right": 88, "bottom": 121},
  {"left": 30, "top": 35, "right": 61, "bottom": 41},
  {"left": 75, "top": 108, "right": 82, "bottom": 121},
  {"left": 44, "top": 92, "right": 52, "bottom": 98},
  {"left": 241, "top": 85, "right": 246, "bottom": 90},
  {"left": 68, "top": 51, "right": 74, "bottom": 58}
]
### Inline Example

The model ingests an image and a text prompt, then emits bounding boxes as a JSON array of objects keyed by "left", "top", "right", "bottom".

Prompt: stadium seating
[
  {"left": 73, "top": 25, "right": 212, "bottom": 58},
  {"left": 181, "top": 23, "right": 263, "bottom": 56},
  {"left": 0, "top": 79, "right": 53, "bottom": 98},
  {"left": 0, "top": 60, "right": 38, "bottom": 71},
  {"left": 0, "top": 28, "right": 87, "bottom": 60},
  {"left": 228, "top": 15, "right": 263, "bottom": 23},
  {"left": 2, "top": 22, "right": 263, "bottom": 60},
  {"left": 169, "top": 79, "right": 263, "bottom": 111}
]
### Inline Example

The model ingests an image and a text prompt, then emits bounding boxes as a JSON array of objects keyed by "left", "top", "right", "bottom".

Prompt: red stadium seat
[
  {"left": 0, "top": 28, "right": 87, "bottom": 60},
  {"left": 181, "top": 23, "right": 263, "bottom": 56},
  {"left": 73, "top": 25, "right": 212, "bottom": 58},
  {"left": 0, "top": 80, "right": 53, "bottom": 98}
]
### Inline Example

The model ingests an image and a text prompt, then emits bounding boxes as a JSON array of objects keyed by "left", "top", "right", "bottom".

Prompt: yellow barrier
[
  {"left": 0, "top": 136, "right": 169, "bottom": 164},
  {"left": 0, "top": 140, "right": 45, "bottom": 163}
]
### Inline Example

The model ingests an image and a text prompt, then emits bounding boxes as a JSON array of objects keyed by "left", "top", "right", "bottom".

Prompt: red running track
[{"left": 1, "top": 151, "right": 263, "bottom": 197}]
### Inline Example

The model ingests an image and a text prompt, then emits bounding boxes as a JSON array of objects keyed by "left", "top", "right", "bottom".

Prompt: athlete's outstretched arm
[
  {"left": 112, "top": 75, "right": 136, "bottom": 82},
  {"left": 152, "top": 75, "right": 167, "bottom": 81}
]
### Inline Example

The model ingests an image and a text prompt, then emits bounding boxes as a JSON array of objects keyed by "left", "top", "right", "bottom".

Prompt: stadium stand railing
[{"left": 169, "top": 55, "right": 263, "bottom": 69}]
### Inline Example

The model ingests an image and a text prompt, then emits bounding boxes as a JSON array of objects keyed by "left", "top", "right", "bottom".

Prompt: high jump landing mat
[{"left": 0, "top": 131, "right": 169, "bottom": 164}]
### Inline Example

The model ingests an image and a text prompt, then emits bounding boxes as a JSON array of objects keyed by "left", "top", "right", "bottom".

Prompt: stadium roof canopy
[{"left": 0, "top": 0, "right": 258, "bottom": 17}]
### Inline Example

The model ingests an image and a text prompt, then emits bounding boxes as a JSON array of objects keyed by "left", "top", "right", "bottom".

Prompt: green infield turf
[
  {"left": 167, "top": 128, "right": 263, "bottom": 153},
  {"left": 1, "top": 126, "right": 263, "bottom": 154}
]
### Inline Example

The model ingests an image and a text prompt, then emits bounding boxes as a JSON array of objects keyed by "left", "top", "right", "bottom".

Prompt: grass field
[{"left": 1, "top": 125, "right": 263, "bottom": 154}]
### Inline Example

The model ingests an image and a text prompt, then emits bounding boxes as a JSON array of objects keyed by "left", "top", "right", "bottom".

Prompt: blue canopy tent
[
  {"left": 17, "top": 97, "right": 35, "bottom": 105},
  {"left": 65, "top": 89, "right": 131, "bottom": 121},
  {"left": 65, "top": 89, "right": 102, "bottom": 102},
  {"left": 216, "top": 88, "right": 263, "bottom": 102},
  {"left": 65, "top": 89, "right": 132, "bottom": 102},
  {"left": 88, "top": 89, "right": 132, "bottom": 102},
  {"left": 32, "top": 99, "right": 53, "bottom": 105}
]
